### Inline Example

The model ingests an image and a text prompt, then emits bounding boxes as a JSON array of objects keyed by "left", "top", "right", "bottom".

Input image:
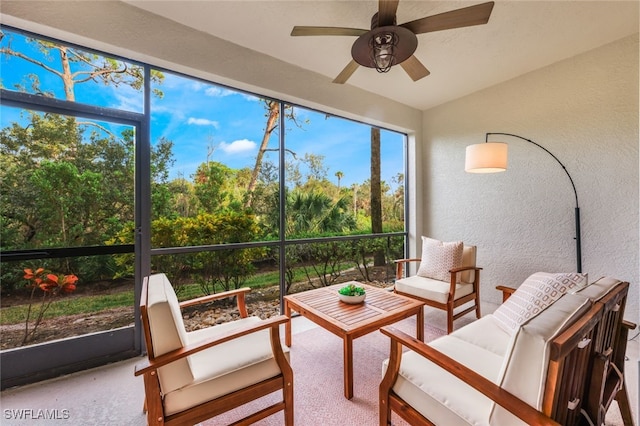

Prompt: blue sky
[{"left": 1, "top": 28, "right": 405, "bottom": 190}]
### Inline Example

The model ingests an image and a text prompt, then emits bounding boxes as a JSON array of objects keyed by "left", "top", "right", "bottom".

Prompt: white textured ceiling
[{"left": 123, "top": 1, "right": 639, "bottom": 110}]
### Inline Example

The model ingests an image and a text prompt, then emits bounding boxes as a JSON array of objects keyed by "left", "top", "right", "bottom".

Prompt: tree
[
  {"left": 370, "top": 127, "right": 385, "bottom": 266},
  {"left": 335, "top": 171, "right": 344, "bottom": 190},
  {"left": 245, "top": 100, "right": 279, "bottom": 208},
  {"left": 287, "top": 190, "right": 355, "bottom": 237},
  {"left": 194, "top": 161, "right": 231, "bottom": 213},
  {"left": 0, "top": 29, "right": 172, "bottom": 256},
  {"left": 1, "top": 33, "right": 164, "bottom": 101},
  {"left": 245, "top": 101, "right": 308, "bottom": 209}
]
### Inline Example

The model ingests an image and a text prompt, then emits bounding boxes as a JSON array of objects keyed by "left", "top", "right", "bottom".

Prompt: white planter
[{"left": 338, "top": 293, "right": 366, "bottom": 304}]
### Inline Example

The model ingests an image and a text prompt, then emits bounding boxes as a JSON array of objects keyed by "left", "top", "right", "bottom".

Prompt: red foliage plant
[{"left": 21, "top": 268, "right": 79, "bottom": 345}]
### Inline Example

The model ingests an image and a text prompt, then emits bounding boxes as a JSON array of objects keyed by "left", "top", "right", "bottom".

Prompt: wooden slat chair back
[{"left": 580, "top": 280, "right": 635, "bottom": 425}]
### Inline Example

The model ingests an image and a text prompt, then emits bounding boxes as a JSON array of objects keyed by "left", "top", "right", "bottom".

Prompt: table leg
[
  {"left": 416, "top": 306, "right": 424, "bottom": 341},
  {"left": 343, "top": 335, "right": 354, "bottom": 399},
  {"left": 284, "top": 300, "right": 292, "bottom": 347}
]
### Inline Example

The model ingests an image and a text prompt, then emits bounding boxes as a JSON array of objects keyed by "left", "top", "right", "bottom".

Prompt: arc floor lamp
[{"left": 465, "top": 132, "right": 582, "bottom": 273}]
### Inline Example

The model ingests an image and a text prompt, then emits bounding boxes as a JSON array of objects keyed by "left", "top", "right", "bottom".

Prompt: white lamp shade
[{"left": 465, "top": 142, "right": 508, "bottom": 173}]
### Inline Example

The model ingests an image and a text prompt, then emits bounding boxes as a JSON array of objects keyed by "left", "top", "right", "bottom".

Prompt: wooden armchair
[
  {"left": 394, "top": 243, "right": 482, "bottom": 333},
  {"left": 498, "top": 278, "right": 636, "bottom": 425},
  {"left": 380, "top": 277, "right": 633, "bottom": 426},
  {"left": 134, "top": 273, "right": 293, "bottom": 425}
]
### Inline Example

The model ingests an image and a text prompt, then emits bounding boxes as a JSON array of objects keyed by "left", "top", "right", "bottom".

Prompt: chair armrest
[
  {"left": 622, "top": 320, "right": 637, "bottom": 330},
  {"left": 394, "top": 258, "right": 421, "bottom": 279},
  {"left": 379, "top": 326, "right": 560, "bottom": 426},
  {"left": 496, "top": 285, "right": 516, "bottom": 303},
  {"left": 450, "top": 265, "right": 482, "bottom": 274},
  {"left": 135, "top": 314, "right": 289, "bottom": 376},
  {"left": 179, "top": 287, "right": 251, "bottom": 317}
]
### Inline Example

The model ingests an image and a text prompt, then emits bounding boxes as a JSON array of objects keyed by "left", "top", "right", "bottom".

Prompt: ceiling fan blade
[
  {"left": 400, "top": 55, "right": 430, "bottom": 82},
  {"left": 378, "top": 0, "right": 400, "bottom": 26},
  {"left": 291, "top": 26, "right": 368, "bottom": 37},
  {"left": 332, "top": 60, "right": 359, "bottom": 84},
  {"left": 401, "top": 1, "right": 495, "bottom": 34}
]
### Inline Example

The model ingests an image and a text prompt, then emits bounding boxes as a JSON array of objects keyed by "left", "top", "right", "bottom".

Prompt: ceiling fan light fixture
[
  {"left": 352, "top": 26, "right": 417, "bottom": 72},
  {"left": 370, "top": 31, "right": 397, "bottom": 73}
]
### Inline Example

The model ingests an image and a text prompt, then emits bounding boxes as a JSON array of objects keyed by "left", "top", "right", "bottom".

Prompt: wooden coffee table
[{"left": 284, "top": 281, "right": 424, "bottom": 399}]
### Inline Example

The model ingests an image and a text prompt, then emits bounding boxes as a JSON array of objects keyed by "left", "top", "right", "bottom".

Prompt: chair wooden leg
[
  {"left": 143, "top": 372, "right": 165, "bottom": 425},
  {"left": 379, "top": 396, "right": 392, "bottom": 426},
  {"left": 475, "top": 297, "right": 482, "bottom": 319},
  {"left": 447, "top": 310, "right": 454, "bottom": 334},
  {"left": 614, "top": 383, "right": 634, "bottom": 426},
  {"left": 284, "top": 375, "right": 294, "bottom": 426}
]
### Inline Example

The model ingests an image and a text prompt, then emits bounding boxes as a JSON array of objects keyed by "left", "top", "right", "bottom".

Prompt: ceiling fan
[{"left": 291, "top": 0, "right": 495, "bottom": 84}]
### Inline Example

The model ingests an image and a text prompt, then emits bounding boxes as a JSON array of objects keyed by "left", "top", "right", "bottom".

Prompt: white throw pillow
[
  {"left": 493, "top": 272, "right": 589, "bottom": 335},
  {"left": 416, "top": 237, "right": 463, "bottom": 282}
]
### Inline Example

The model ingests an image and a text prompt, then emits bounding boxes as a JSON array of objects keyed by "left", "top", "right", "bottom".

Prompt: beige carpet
[
  {"left": 1, "top": 308, "right": 634, "bottom": 425},
  {"left": 206, "top": 317, "right": 440, "bottom": 426}
]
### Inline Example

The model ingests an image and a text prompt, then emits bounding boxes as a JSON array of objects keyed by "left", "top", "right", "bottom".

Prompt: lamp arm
[
  {"left": 485, "top": 133, "right": 579, "bottom": 208},
  {"left": 485, "top": 132, "right": 582, "bottom": 273}
]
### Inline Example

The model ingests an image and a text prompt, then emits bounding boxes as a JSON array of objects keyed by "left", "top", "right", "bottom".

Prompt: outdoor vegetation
[{"left": 0, "top": 27, "right": 406, "bottom": 349}]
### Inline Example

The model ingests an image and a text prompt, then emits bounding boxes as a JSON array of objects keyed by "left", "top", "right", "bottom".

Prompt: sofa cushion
[
  {"left": 395, "top": 275, "right": 474, "bottom": 304},
  {"left": 493, "top": 272, "right": 588, "bottom": 335},
  {"left": 460, "top": 245, "right": 477, "bottom": 284},
  {"left": 490, "top": 293, "right": 591, "bottom": 425},
  {"left": 450, "top": 315, "right": 513, "bottom": 359},
  {"left": 417, "top": 237, "right": 463, "bottom": 282},
  {"left": 574, "top": 276, "right": 621, "bottom": 301},
  {"left": 146, "top": 273, "right": 193, "bottom": 394},
  {"left": 383, "top": 315, "right": 510, "bottom": 426},
  {"left": 163, "top": 317, "right": 290, "bottom": 416}
]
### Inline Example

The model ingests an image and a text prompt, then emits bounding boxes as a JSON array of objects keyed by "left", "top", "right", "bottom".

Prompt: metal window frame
[{"left": 0, "top": 25, "right": 410, "bottom": 389}]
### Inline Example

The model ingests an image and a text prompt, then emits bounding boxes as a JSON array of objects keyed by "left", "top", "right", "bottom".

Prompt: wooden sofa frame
[
  {"left": 134, "top": 278, "right": 294, "bottom": 426},
  {"left": 380, "top": 280, "right": 635, "bottom": 426}
]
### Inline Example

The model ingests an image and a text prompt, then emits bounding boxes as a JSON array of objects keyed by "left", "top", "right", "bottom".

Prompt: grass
[
  {"left": 0, "top": 291, "right": 135, "bottom": 325},
  {"left": 0, "top": 263, "right": 360, "bottom": 325}
]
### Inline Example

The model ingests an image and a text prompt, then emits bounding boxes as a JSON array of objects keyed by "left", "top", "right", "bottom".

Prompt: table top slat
[{"left": 284, "top": 282, "right": 424, "bottom": 334}]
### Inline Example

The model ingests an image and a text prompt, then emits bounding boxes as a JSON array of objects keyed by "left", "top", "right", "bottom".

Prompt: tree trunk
[
  {"left": 370, "top": 127, "right": 385, "bottom": 266},
  {"left": 245, "top": 100, "right": 279, "bottom": 208},
  {"left": 59, "top": 46, "right": 75, "bottom": 101}
]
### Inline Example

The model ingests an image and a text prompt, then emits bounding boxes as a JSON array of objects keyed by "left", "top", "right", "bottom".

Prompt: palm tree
[{"left": 335, "top": 171, "right": 344, "bottom": 190}]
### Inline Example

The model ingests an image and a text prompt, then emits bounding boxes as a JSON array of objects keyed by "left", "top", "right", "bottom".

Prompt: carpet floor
[{"left": 206, "top": 317, "right": 443, "bottom": 426}]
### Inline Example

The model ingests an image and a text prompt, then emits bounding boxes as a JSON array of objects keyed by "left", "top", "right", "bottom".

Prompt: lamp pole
[{"left": 485, "top": 132, "right": 582, "bottom": 273}]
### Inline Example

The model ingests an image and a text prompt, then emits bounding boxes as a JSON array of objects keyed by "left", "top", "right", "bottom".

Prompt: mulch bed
[{"left": 0, "top": 267, "right": 394, "bottom": 350}]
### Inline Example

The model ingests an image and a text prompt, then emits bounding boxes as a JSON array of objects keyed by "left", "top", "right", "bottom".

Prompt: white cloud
[
  {"left": 205, "top": 87, "right": 236, "bottom": 97},
  {"left": 219, "top": 139, "right": 256, "bottom": 155},
  {"left": 187, "top": 117, "right": 219, "bottom": 128}
]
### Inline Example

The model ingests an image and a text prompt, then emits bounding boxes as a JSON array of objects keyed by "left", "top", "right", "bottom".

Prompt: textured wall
[{"left": 421, "top": 34, "right": 639, "bottom": 323}]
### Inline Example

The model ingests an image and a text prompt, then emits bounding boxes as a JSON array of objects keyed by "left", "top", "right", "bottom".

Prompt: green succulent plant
[{"left": 338, "top": 283, "right": 365, "bottom": 296}]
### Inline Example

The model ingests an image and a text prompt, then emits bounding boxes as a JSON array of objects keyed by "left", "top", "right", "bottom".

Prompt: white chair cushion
[
  {"left": 574, "top": 276, "right": 621, "bottom": 301},
  {"left": 146, "top": 273, "right": 193, "bottom": 394},
  {"left": 383, "top": 319, "right": 508, "bottom": 426},
  {"left": 395, "top": 275, "right": 473, "bottom": 304},
  {"left": 163, "top": 316, "right": 290, "bottom": 416},
  {"left": 449, "top": 315, "right": 513, "bottom": 359},
  {"left": 490, "top": 293, "right": 591, "bottom": 425},
  {"left": 460, "top": 245, "right": 477, "bottom": 284},
  {"left": 493, "top": 272, "right": 588, "bottom": 335},
  {"left": 381, "top": 295, "right": 591, "bottom": 426},
  {"left": 416, "top": 237, "right": 463, "bottom": 282}
]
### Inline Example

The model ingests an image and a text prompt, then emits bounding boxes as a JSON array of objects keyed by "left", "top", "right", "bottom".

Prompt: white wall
[{"left": 421, "top": 34, "right": 639, "bottom": 322}]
